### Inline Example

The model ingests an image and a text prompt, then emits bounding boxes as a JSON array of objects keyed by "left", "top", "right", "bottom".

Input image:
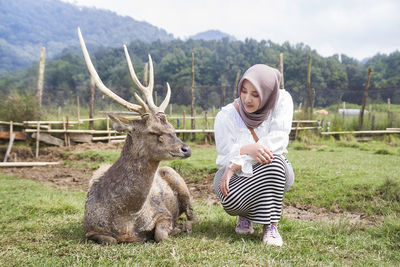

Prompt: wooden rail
[
  {"left": 0, "top": 162, "right": 60, "bottom": 167},
  {"left": 321, "top": 130, "right": 400, "bottom": 135}
]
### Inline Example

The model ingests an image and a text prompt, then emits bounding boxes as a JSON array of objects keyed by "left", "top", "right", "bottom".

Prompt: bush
[{"left": 0, "top": 91, "right": 38, "bottom": 122}]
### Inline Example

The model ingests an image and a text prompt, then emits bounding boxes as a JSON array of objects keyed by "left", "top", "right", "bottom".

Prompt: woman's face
[{"left": 240, "top": 80, "right": 260, "bottom": 113}]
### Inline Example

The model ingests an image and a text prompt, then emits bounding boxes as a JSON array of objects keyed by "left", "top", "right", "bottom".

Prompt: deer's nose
[{"left": 180, "top": 145, "right": 191, "bottom": 158}]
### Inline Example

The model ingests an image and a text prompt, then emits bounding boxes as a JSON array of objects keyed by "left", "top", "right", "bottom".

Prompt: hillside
[
  {"left": 0, "top": 0, "right": 174, "bottom": 73},
  {"left": 189, "top": 30, "right": 236, "bottom": 41}
]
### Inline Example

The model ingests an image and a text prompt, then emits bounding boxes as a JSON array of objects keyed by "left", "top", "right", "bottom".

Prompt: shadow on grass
[
  {"left": 51, "top": 221, "right": 87, "bottom": 243},
  {"left": 51, "top": 218, "right": 264, "bottom": 245},
  {"left": 192, "top": 214, "right": 263, "bottom": 243}
]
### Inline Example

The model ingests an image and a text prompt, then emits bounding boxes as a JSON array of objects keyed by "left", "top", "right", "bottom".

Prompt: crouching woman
[{"left": 214, "top": 64, "right": 294, "bottom": 246}]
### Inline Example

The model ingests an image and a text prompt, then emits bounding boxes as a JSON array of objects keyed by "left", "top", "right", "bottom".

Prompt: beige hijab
[{"left": 235, "top": 64, "right": 281, "bottom": 128}]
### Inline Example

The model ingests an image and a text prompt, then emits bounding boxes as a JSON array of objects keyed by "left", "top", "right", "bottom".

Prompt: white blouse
[{"left": 214, "top": 89, "right": 293, "bottom": 177}]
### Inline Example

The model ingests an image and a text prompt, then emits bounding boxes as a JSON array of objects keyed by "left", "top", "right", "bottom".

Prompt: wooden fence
[
  {"left": 0, "top": 116, "right": 320, "bottom": 146},
  {"left": 2, "top": 115, "right": 400, "bottom": 161}
]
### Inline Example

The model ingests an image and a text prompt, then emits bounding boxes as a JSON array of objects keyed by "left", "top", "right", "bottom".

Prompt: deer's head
[{"left": 78, "top": 27, "right": 191, "bottom": 161}]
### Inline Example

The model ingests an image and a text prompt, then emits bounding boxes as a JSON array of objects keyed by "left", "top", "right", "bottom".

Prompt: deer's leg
[
  {"left": 154, "top": 217, "right": 173, "bottom": 242},
  {"left": 158, "top": 166, "right": 195, "bottom": 222},
  {"left": 86, "top": 232, "right": 117, "bottom": 245}
]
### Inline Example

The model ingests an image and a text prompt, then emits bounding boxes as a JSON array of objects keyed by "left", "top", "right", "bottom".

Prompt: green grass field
[{"left": 1, "top": 139, "right": 399, "bottom": 266}]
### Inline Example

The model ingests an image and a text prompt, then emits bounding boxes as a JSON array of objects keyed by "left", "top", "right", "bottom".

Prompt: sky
[{"left": 64, "top": 0, "right": 400, "bottom": 61}]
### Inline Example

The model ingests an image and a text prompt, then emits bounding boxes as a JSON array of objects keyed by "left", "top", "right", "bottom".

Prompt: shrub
[{"left": 0, "top": 91, "right": 38, "bottom": 122}]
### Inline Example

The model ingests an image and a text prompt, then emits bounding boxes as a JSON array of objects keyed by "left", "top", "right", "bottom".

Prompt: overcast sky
[{"left": 64, "top": 0, "right": 399, "bottom": 60}]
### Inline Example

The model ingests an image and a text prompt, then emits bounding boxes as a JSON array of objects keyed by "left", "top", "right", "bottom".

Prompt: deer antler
[
  {"left": 77, "top": 27, "right": 149, "bottom": 114},
  {"left": 124, "top": 46, "right": 171, "bottom": 113}
]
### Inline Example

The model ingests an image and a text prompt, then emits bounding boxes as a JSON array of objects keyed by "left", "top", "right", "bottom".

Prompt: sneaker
[
  {"left": 235, "top": 216, "right": 254, "bottom": 234},
  {"left": 262, "top": 224, "right": 283, "bottom": 246}
]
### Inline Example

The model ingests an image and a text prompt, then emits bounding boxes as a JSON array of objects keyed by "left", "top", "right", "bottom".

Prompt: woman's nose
[{"left": 245, "top": 94, "right": 252, "bottom": 103}]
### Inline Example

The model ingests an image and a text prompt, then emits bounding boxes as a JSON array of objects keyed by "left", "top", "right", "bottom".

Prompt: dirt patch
[
  {"left": 0, "top": 143, "right": 379, "bottom": 226},
  {"left": 0, "top": 142, "right": 122, "bottom": 162},
  {"left": 281, "top": 204, "right": 379, "bottom": 226},
  {"left": 0, "top": 142, "right": 122, "bottom": 191},
  {"left": 1, "top": 165, "right": 92, "bottom": 191},
  {"left": 189, "top": 181, "right": 380, "bottom": 227}
]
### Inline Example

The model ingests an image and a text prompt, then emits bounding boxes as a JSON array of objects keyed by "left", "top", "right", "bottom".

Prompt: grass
[
  {"left": 293, "top": 103, "right": 400, "bottom": 131},
  {"left": 63, "top": 150, "right": 121, "bottom": 170},
  {"left": 0, "top": 175, "right": 399, "bottom": 266},
  {"left": 1, "top": 139, "right": 400, "bottom": 265},
  {"left": 64, "top": 139, "right": 400, "bottom": 216},
  {"left": 287, "top": 141, "right": 400, "bottom": 215},
  {"left": 63, "top": 143, "right": 218, "bottom": 183}
]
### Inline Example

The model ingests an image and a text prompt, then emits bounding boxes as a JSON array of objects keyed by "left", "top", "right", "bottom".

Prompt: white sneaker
[{"left": 262, "top": 224, "right": 283, "bottom": 246}]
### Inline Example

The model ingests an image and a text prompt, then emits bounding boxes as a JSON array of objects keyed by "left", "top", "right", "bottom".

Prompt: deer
[{"left": 77, "top": 27, "right": 195, "bottom": 244}]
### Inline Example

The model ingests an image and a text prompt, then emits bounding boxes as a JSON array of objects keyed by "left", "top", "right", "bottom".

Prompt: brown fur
[{"left": 84, "top": 113, "right": 194, "bottom": 244}]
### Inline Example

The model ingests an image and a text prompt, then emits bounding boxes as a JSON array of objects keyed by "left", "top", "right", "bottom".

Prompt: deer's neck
[{"left": 107, "top": 135, "right": 160, "bottom": 213}]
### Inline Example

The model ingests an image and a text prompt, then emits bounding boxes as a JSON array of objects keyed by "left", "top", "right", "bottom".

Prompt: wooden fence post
[
  {"left": 233, "top": 70, "right": 241, "bottom": 99},
  {"left": 107, "top": 116, "right": 111, "bottom": 143},
  {"left": 89, "top": 76, "right": 95, "bottom": 130},
  {"left": 191, "top": 52, "right": 196, "bottom": 141},
  {"left": 10, "top": 121, "right": 13, "bottom": 137},
  {"left": 369, "top": 104, "right": 372, "bottom": 123},
  {"left": 4, "top": 131, "right": 15, "bottom": 162},
  {"left": 294, "top": 121, "right": 301, "bottom": 140},
  {"left": 372, "top": 115, "right": 375, "bottom": 130},
  {"left": 333, "top": 93, "right": 343, "bottom": 131},
  {"left": 221, "top": 85, "right": 226, "bottom": 107},
  {"left": 35, "top": 47, "right": 46, "bottom": 158},
  {"left": 305, "top": 55, "right": 312, "bottom": 119},
  {"left": 279, "top": 53, "right": 285, "bottom": 89},
  {"left": 204, "top": 111, "right": 209, "bottom": 143},
  {"left": 77, "top": 96, "right": 81, "bottom": 129},
  {"left": 311, "top": 88, "right": 315, "bottom": 117},
  {"left": 342, "top": 101, "right": 346, "bottom": 124},
  {"left": 4, "top": 121, "right": 15, "bottom": 162},
  {"left": 36, "top": 47, "right": 46, "bottom": 119},
  {"left": 359, "top": 68, "right": 372, "bottom": 129},
  {"left": 63, "top": 117, "right": 67, "bottom": 146},
  {"left": 35, "top": 121, "right": 40, "bottom": 158},
  {"left": 183, "top": 110, "right": 186, "bottom": 141},
  {"left": 66, "top": 116, "right": 70, "bottom": 147},
  {"left": 388, "top": 98, "right": 392, "bottom": 127}
]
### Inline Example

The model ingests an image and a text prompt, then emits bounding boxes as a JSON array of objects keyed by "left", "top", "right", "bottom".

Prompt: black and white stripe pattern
[{"left": 215, "top": 155, "right": 287, "bottom": 224}]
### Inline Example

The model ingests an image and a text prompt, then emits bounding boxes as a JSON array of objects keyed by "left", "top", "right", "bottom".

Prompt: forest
[{"left": 1, "top": 37, "right": 399, "bottom": 112}]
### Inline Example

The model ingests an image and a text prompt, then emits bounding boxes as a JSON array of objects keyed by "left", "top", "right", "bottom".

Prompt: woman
[{"left": 213, "top": 64, "right": 294, "bottom": 246}]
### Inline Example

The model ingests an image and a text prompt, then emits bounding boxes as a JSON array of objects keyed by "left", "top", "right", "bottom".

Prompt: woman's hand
[
  {"left": 240, "top": 143, "right": 274, "bottom": 164},
  {"left": 219, "top": 164, "right": 240, "bottom": 196}
]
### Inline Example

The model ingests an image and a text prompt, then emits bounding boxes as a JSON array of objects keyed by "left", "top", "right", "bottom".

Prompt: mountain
[
  {"left": 0, "top": 0, "right": 174, "bottom": 73},
  {"left": 189, "top": 30, "right": 236, "bottom": 41}
]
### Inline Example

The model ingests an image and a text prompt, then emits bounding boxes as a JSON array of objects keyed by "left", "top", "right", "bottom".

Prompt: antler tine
[
  {"left": 124, "top": 45, "right": 161, "bottom": 112},
  {"left": 77, "top": 27, "right": 147, "bottom": 114},
  {"left": 158, "top": 82, "right": 171, "bottom": 113}
]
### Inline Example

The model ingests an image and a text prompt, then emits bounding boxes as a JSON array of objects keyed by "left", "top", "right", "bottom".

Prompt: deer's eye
[{"left": 149, "top": 131, "right": 162, "bottom": 136}]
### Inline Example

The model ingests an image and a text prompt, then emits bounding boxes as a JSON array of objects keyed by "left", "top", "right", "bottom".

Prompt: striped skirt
[{"left": 214, "top": 155, "right": 293, "bottom": 225}]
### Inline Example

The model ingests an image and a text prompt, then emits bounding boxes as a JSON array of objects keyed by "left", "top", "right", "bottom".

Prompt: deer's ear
[{"left": 109, "top": 114, "right": 132, "bottom": 133}]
